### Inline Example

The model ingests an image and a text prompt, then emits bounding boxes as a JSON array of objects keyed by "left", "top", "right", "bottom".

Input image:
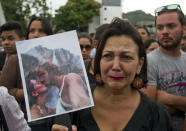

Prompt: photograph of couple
[{"left": 16, "top": 31, "right": 94, "bottom": 122}]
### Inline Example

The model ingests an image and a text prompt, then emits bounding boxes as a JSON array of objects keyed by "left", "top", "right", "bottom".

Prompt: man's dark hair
[
  {"left": 0, "top": 21, "right": 24, "bottom": 38},
  {"left": 155, "top": 9, "right": 185, "bottom": 25},
  {"left": 38, "top": 62, "right": 60, "bottom": 76},
  {"left": 25, "top": 71, "right": 38, "bottom": 107}
]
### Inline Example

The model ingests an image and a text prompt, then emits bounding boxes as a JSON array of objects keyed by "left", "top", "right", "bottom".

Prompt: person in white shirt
[{"left": 0, "top": 86, "right": 31, "bottom": 131}]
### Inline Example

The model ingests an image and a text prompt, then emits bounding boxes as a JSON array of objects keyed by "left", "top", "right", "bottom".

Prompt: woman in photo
[{"left": 26, "top": 71, "right": 50, "bottom": 119}]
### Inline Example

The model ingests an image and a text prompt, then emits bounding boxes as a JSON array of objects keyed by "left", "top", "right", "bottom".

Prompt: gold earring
[{"left": 132, "top": 76, "right": 144, "bottom": 89}]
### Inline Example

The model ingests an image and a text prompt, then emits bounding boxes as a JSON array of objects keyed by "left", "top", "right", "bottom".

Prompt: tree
[
  {"left": 0, "top": 0, "right": 50, "bottom": 33},
  {"left": 53, "top": 0, "right": 101, "bottom": 32},
  {"left": 125, "top": 10, "right": 155, "bottom": 25}
]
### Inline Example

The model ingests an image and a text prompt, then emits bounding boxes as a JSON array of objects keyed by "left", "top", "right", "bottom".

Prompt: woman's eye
[
  {"left": 39, "top": 29, "right": 44, "bottom": 33},
  {"left": 120, "top": 55, "right": 132, "bottom": 60},
  {"left": 103, "top": 54, "right": 113, "bottom": 59},
  {"left": 29, "top": 29, "right": 35, "bottom": 33}
]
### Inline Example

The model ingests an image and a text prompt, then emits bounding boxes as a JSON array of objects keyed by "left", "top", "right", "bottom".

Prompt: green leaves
[
  {"left": 0, "top": 0, "right": 51, "bottom": 34},
  {"left": 53, "top": 0, "right": 101, "bottom": 32},
  {"left": 0, "top": 0, "right": 101, "bottom": 34}
]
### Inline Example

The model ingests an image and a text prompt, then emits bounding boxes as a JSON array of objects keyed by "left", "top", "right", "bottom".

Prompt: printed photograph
[{"left": 16, "top": 31, "right": 94, "bottom": 122}]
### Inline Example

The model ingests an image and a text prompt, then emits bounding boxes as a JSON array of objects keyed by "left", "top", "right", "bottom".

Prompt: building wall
[
  {"left": 88, "top": 16, "right": 100, "bottom": 33},
  {"left": 100, "top": 5, "right": 122, "bottom": 24},
  {"left": 102, "top": 0, "right": 121, "bottom": 6},
  {"left": 88, "top": 0, "right": 122, "bottom": 33}
]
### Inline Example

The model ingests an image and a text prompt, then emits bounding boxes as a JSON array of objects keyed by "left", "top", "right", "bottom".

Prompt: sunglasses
[
  {"left": 80, "top": 45, "right": 91, "bottom": 50},
  {"left": 155, "top": 4, "right": 182, "bottom": 17}
]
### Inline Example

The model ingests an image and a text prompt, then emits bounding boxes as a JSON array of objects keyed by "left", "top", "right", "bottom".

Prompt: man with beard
[{"left": 141, "top": 4, "right": 186, "bottom": 131}]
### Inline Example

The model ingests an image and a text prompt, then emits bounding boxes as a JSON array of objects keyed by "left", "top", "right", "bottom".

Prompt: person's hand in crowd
[{"left": 52, "top": 124, "right": 77, "bottom": 131}]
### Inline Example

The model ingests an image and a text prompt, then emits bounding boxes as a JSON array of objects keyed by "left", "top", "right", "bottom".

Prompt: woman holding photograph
[
  {"left": 52, "top": 18, "right": 171, "bottom": 131},
  {"left": 25, "top": 17, "right": 55, "bottom": 131}
]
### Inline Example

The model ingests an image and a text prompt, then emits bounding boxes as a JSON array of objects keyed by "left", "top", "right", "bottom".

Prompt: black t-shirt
[
  {"left": 84, "top": 59, "right": 96, "bottom": 88},
  {"left": 71, "top": 86, "right": 172, "bottom": 131}
]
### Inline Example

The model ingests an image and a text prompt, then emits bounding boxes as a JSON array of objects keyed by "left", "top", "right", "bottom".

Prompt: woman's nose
[
  {"left": 33, "top": 31, "right": 40, "bottom": 38},
  {"left": 112, "top": 58, "right": 121, "bottom": 71}
]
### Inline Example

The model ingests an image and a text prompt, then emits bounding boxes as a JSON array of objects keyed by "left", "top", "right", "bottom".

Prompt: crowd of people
[{"left": 0, "top": 3, "right": 186, "bottom": 131}]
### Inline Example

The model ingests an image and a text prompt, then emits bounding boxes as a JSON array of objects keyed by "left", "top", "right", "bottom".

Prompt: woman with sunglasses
[{"left": 78, "top": 32, "right": 92, "bottom": 61}]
